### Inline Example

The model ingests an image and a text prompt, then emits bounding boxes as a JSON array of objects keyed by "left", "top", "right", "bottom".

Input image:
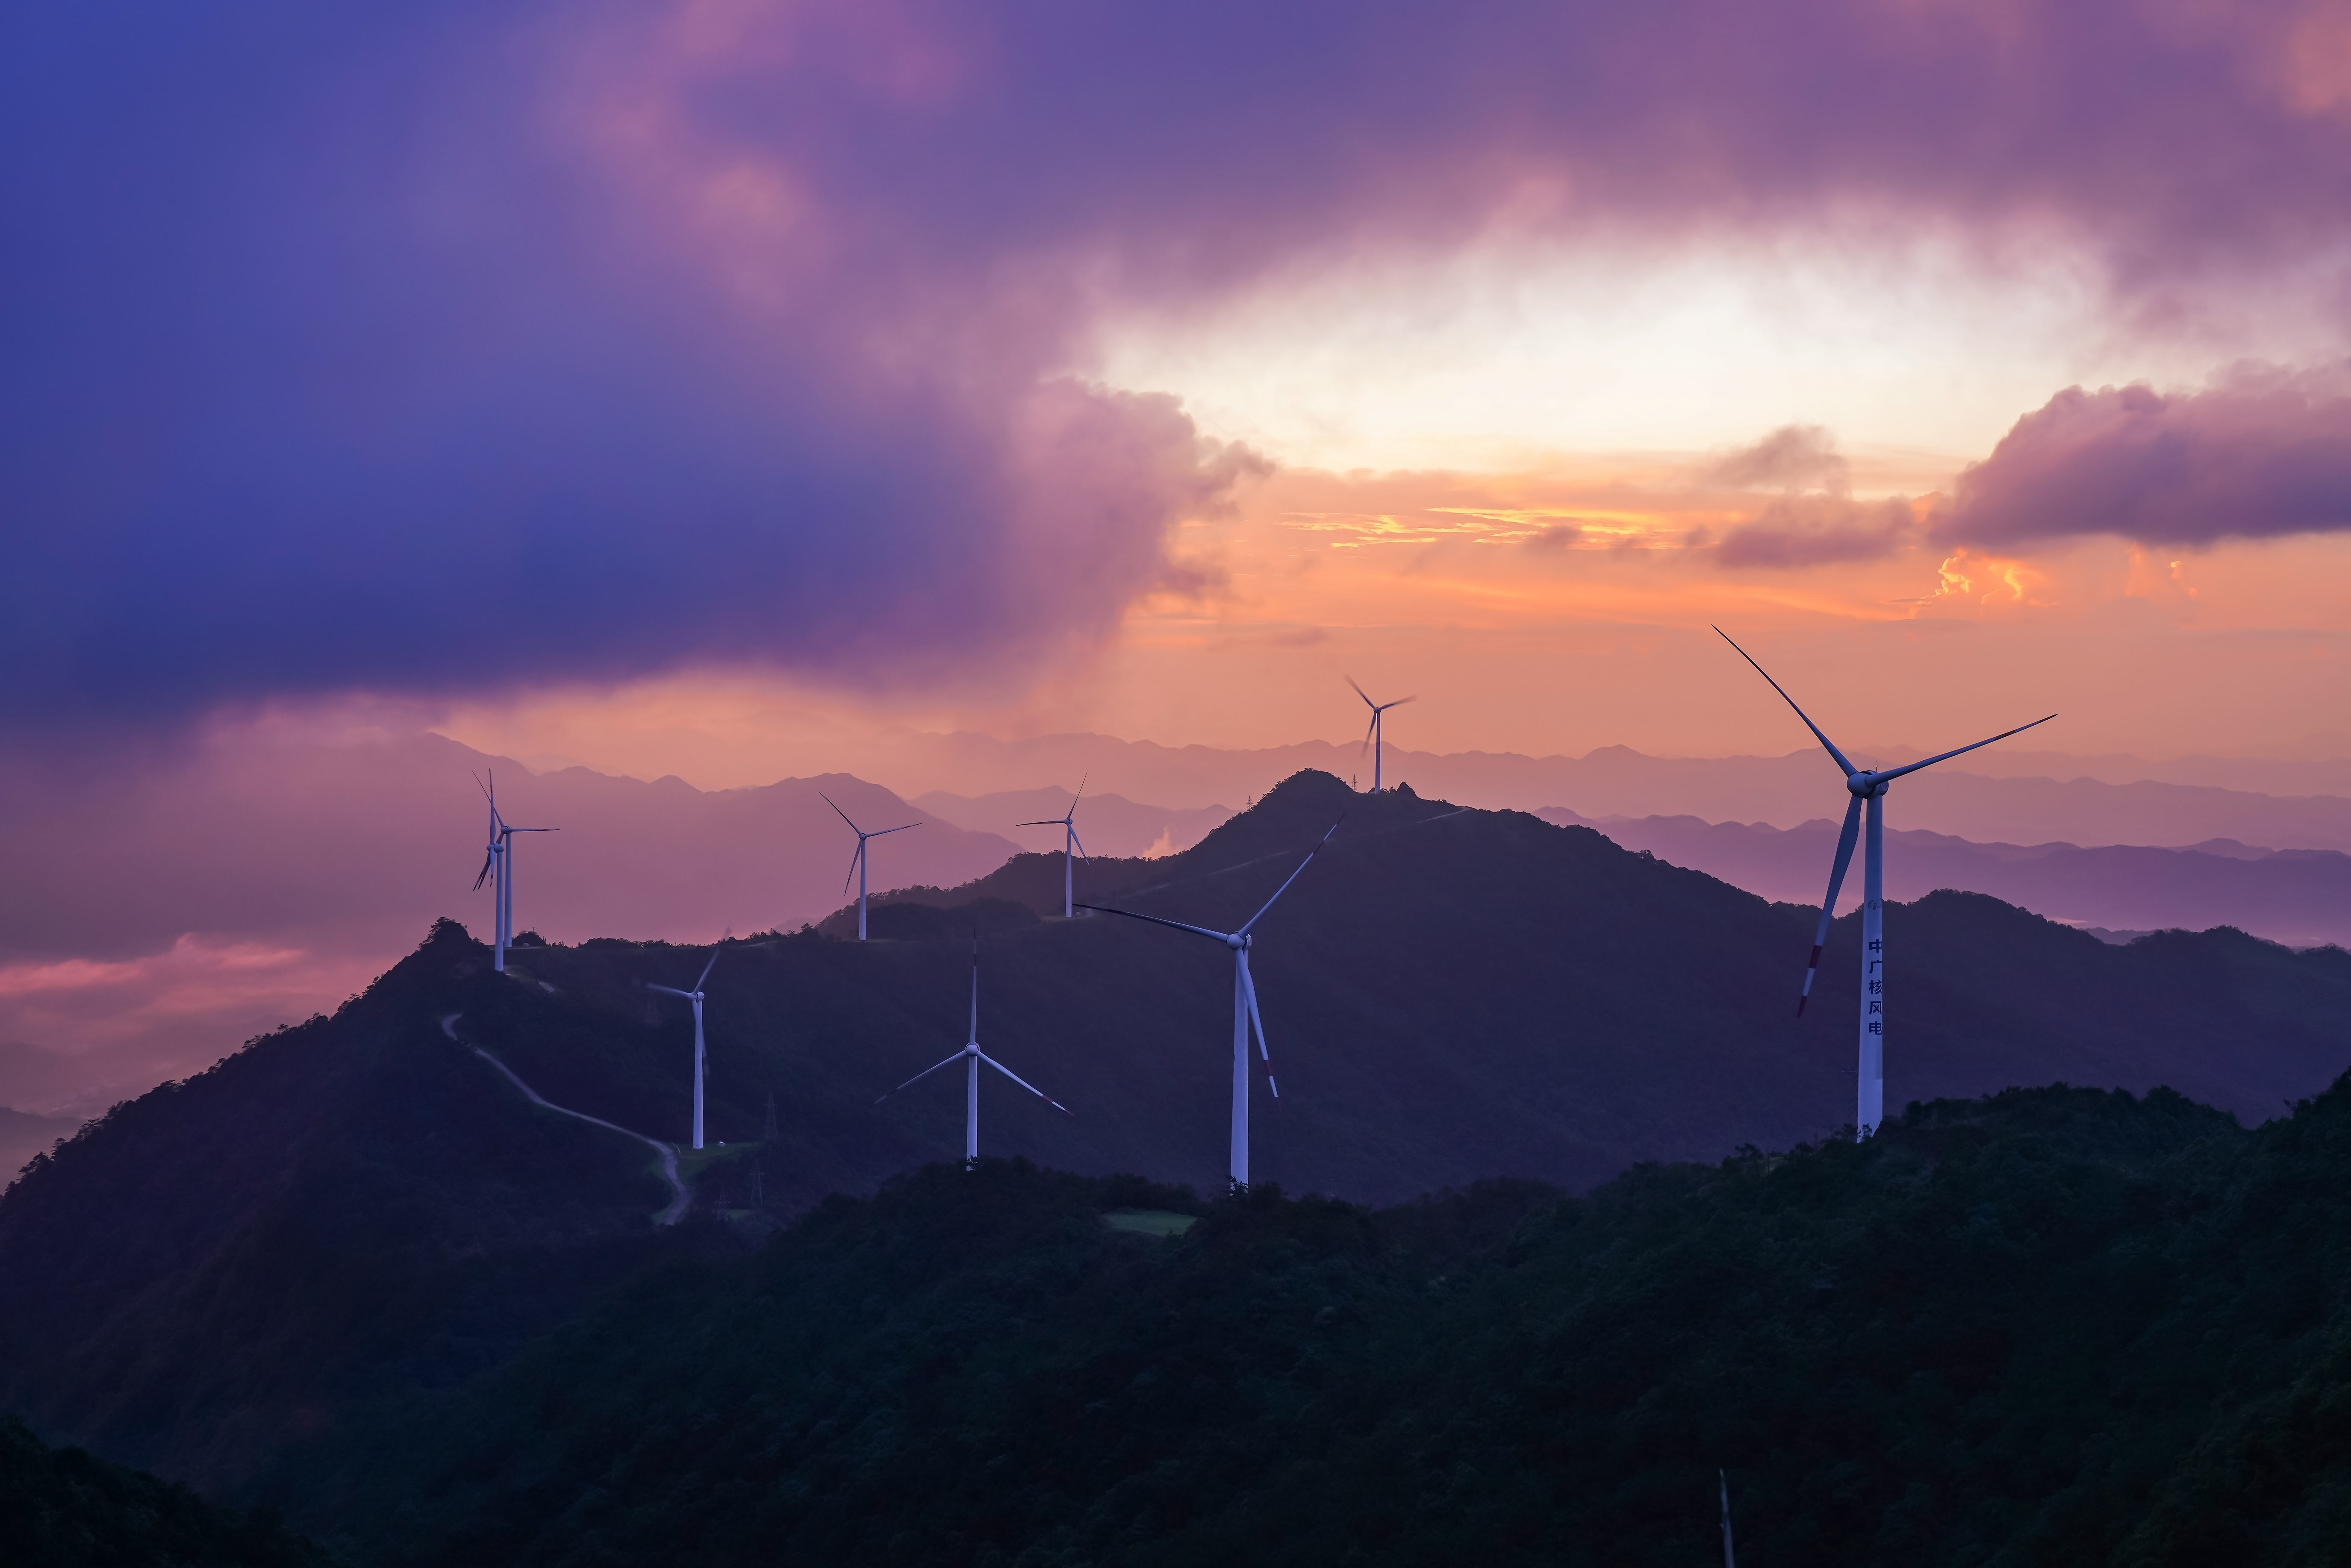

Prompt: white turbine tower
[
  {"left": 1081, "top": 822, "right": 1338, "bottom": 1189},
  {"left": 471, "top": 771, "right": 556, "bottom": 974},
  {"left": 1017, "top": 775, "right": 1090, "bottom": 918},
  {"left": 1717, "top": 628, "right": 2053, "bottom": 1139},
  {"left": 648, "top": 936, "right": 727, "bottom": 1151},
  {"left": 877, "top": 938, "right": 1071, "bottom": 1161},
  {"left": 1347, "top": 677, "right": 1414, "bottom": 794},
  {"left": 822, "top": 792, "right": 916, "bottom": 941}
]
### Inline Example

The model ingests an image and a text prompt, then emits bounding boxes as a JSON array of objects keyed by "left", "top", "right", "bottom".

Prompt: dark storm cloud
[
  {"left": 6, "top": 0, "right": 2349, "bottom": 724},
  {"left": 1934, "top": 365, "right": 2351, "bottom": 548}
]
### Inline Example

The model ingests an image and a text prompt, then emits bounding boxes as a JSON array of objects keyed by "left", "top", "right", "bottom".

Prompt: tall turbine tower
[
  {"left": 877, "top": 938, "right": 1070, "bottom": 1160},
  {"left": 1017, "top": 775, "right": 1090, "bottom": 918},
  {"left": 1346, "top": 677, "right": 1414, "bottom": 794},
  {"left": 1082, "top": 822, "right": 1338, "bottom": 1189},
  {"left": 649, "top": 936, "right": 727, "bottom": 1151},
  {"left": 1716, "top": 628, "right": 2052, "bottom": 1139},
  {"left": 822, "top": 792, "right": 916, "bottom": 941},
  {"left": 471, "top": 772, "right": 556, "bottom": 973}
]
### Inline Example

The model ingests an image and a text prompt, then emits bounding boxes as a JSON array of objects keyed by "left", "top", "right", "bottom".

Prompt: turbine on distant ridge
[
  {"left": 1716, "top": 627, "right": 2053, "bottom": 1139},
  {"left": 877, "top": 937, "right": 1071, "bottom": 1161},
  {"left": 822, "top": 792, "right": 916, "bottom": 941},
  {"left": 1720, "top": 1471, "right": 1737, "bottom": 1568},
  {"left": 470, "top": 771, "right": 556, "bottom": 974},
  {"left": 1017, "top": 775, "right": 1090, "bottom": 918},
  {"left": 1346, "top": 677, "right": 1414, "bottom": 794},
  {"left": 1081, "top": 822, "right": 1338, "bottom": 1189},
  {"left": 648, "top": 933, "right": 728, "bottom": 1151}
]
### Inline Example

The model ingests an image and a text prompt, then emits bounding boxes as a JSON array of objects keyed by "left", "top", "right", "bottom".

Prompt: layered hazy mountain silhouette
[
  {"left": 5, "top": 772, "right": 2347, "bottom": 1497},
  {"left": 7, "top": 724, "right": 2347, "bottom": 1122},
  {"left": 1550, "top": 809, "right": 2351, "bottom": 949}
]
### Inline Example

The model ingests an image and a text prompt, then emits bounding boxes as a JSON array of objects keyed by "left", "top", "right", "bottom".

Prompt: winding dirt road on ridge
[{"left": 439, "top": 1012, "right": 690, "bottom": 1226}]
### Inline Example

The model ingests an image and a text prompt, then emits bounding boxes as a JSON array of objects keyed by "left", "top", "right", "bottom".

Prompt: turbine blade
[
  {"left": 1360, "top": 714, "right": 1376, "bottom": 755},
  {"left": 1385, "top": 695, "right": 1417, "bottom": 709},
  {"left": 1071, "top": 773, "right": 1087, "bottom": 815},
  {"left": 819, "top": 791, "right": 860, "bottom": 835},
  {"left": 1069, "top": 828, "right": 1089, "bottom": 862},
  {"left": 1237, "top": 821, "right": 1340, "bottom": 936},
  {"left": 1799, "top": 796, "right": 1865, "bottom": 1018},
  {"left": 1241, "top": 959, "right": 1278, "bottom": 1099},
  {"left": 843, "top": 842, "right": 863, "bottom": 894},
  {"left": 872, "top": 822, "right": 918, "bottom": 837},
  {"left": 878, "top": 1048, "right": 970, "bottom": 1101},
  {"left": 472, "top": 851, "right": 494, "bottom": 891},
  {"left": 647, "top": 983, "right": 692, "bottom": 998},
  {"left": 1713, "top": 627, "right": 1859, "bottom": 778},
  {"left": 1346, "top": 674, "right": 1373, "bottom": 708},
  {"left": 1015, "top": 818, "right": 1062, "bottom": 826},
  {"left": 694, "top": 929, "right": 730, "bottom": 991},
  {"left": 1870, "top": 714, "right": 2059, "bottom": 784},
  {"left": 977, "top": 1051, "right": 1069, "bottom": 1113},
  {"left": 1075, "top": 904, "right": 1231, "bottom": 943}
]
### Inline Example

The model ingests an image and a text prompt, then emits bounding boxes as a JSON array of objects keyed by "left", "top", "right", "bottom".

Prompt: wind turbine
[
  {"left": 1081, "top": 822, "right": 1338, "bottom": 1189},
  {"left": 648, "top": 935, "right": 727, "bottom": 1151},
  {"left": 471, "top": 772, "right": 557, "bottom": 974},
  {"left": 1017, "top": 775, "right": 1090, "bottom": 918},
  {"left": 822, "top": 792, "right": 916, "bottom": 941},
  {"left": 1720, "top": 1471, "right": 1737, "bottom": 1568},
  {"left": 1346, "top": 677, "right": 1414, "bottom": 794},
  {"left": 877, "top": 938, "right": 1071, "bottom": 1161},
  {"left": 1716, "top": 628, "right": 2053, "bottom": 1139}
]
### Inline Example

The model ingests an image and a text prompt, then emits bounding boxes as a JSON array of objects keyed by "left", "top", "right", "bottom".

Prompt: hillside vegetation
[
  {"left": 1, "top": 770, "right": 2345, "bottom": 1525},
  {"left": 267, "top": 1082, "right": 2351, "bottom": 1566},
  {"left": 0, "top": 1415, "right": 333, "bottom": 1568}
]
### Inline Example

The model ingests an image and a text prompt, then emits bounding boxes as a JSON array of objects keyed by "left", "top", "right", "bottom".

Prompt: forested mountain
[
  {"left": 2, "top": 770, "right": 2345, "bottom": 1524},
  {"left": 0, "top": 1416, "right": 333, "bottom": 1568},
  {"left": 266, "top": 1084, "right": 2351, "bottom": 1566}
]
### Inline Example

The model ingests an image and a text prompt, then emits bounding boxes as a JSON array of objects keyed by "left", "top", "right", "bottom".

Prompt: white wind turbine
[
  {"left": 1717, "top": 628, "right": 2053, "bottom": 1139},
  {"left": 877, "top": 938, "right": 1071, "bottom": 1161},
  {"left": 471, "top": 771, "right": 557, "bottom": 974},
  {"left": 1081, "top": 822, "right": 1338, "bottom": 1189},
  {"left": 1347, "top": 677, "right": 1414, "bottom": 794},
  {"left": 648, "top": 935, "right": 727, "bottom": 1151},
  {"left": 822, "top": 792, "right": 916, "bottom": 941},
  {"left": 1017, "top": 775, "right": 1090, "bottom": 918}
]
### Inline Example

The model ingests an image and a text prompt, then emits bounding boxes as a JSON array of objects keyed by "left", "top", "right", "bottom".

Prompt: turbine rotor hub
[
  {"left": 1847, "top": 772, "right": 1887, "bottom": 797},
  {"left": 1228, "top": 933, "right": 1248, "bottom": 950}
]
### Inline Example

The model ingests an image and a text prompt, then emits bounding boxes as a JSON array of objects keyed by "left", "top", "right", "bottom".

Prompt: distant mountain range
[
  {"left": 912, "top": 785, "right": 1234, "bottom": 859},
  {"left": 7, "top": 727, "right": 2347, "bottom": 1118},
  {"left": 5, "top": 772, "right": 2347, "bottom": 1502},
  {"left": 707, "top": 727, "right": 2351, "bottom": 849},
  {"left": 1548, "top": 809, "right": 2351, "bottom": 950}
]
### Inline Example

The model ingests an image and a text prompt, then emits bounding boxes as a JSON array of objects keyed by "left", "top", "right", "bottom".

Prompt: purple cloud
[
  {"left": 7, "top": 1, "right": 2351, "bottom": 724},
  {"left": 1701, "top": 425, "right": 1850, "bottom": 492},
  {"left": 1935, "top": 365, "right": 2351, "bottom": 548},
  {"left": 1714, "top": 496, "right": 1914, "bottom": 568}
]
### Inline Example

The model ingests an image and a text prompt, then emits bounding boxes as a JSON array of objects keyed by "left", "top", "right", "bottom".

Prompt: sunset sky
[
  {"left": 7, "top": 1, "right": 2351, "bottom": 1085},
  {"left": 7, "top": 0, "right": 2349, "bottom": 768}
]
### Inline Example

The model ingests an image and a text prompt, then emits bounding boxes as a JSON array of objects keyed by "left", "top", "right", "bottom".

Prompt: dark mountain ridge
[{"left": 2, "top": 770, "right": 2346, "bottom": 1505}]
